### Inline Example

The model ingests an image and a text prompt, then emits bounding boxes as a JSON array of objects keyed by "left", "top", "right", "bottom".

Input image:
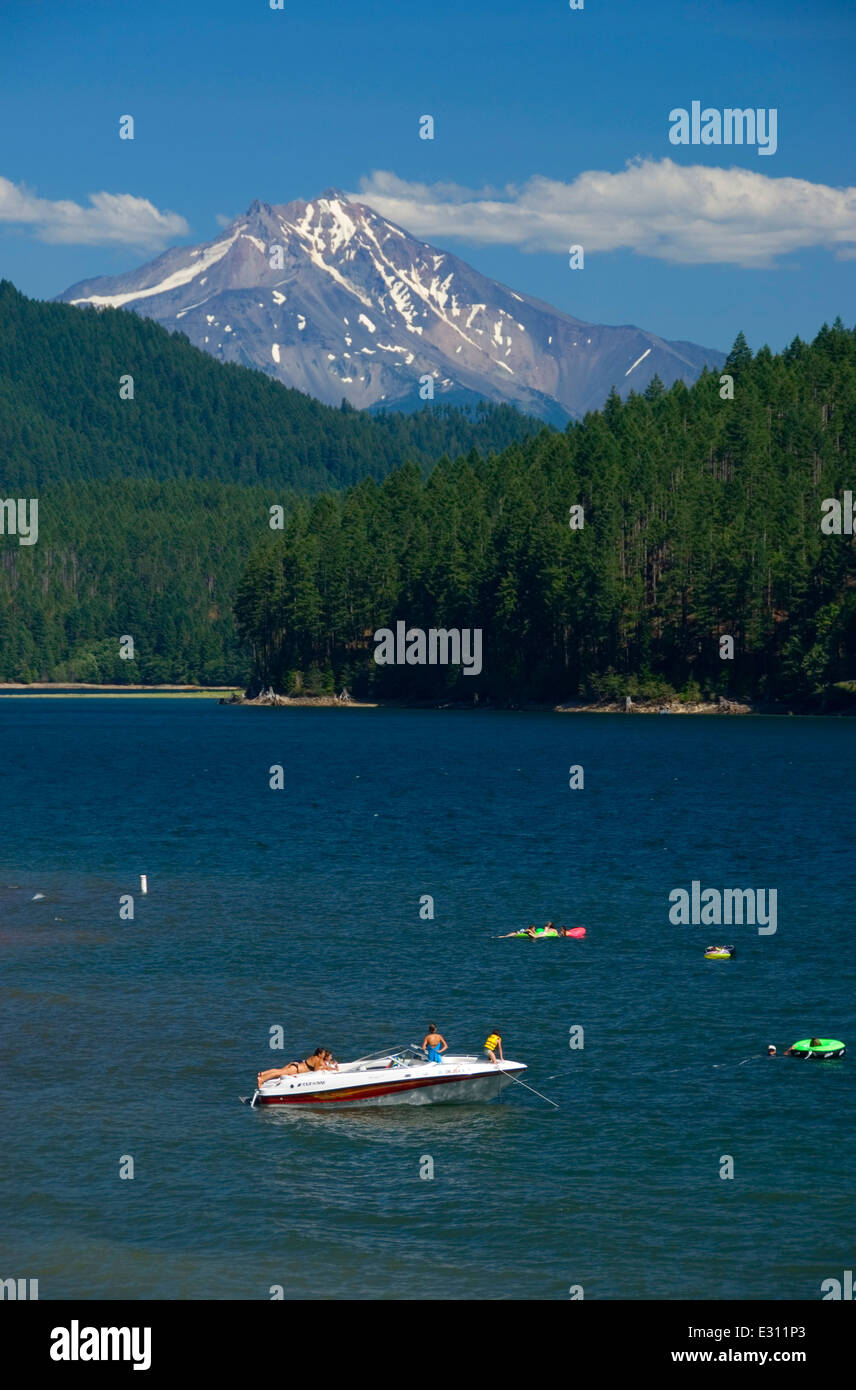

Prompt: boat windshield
[{"left": 348, "top": 1044, "right": 427, "bottom": 1068}]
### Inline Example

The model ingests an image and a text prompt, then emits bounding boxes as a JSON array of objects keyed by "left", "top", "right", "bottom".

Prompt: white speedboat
[{"left": 247, "top": 1045, "right": 527, "bottom": 1108}]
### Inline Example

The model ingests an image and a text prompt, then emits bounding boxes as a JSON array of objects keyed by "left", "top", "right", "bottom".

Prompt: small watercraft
[
  {"left": 245, "top": 1044, "right": 527, "bottom": 1108},
  {"left": 786, "top": 1038, "right": 846, "bottom": 1059},
  {"left": 506, "top": 926, "right": 586, "bottom": 939},
  {"left": 704, "top": 945, "right": 735, "bottom": 960}
]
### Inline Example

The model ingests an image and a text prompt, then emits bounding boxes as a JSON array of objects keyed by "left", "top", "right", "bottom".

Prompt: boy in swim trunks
[
  {"left": 484, "top": 1030, "right": 503, "bottom": 1064},
  {"left": 422, "top": 1025, "right": 448, "bottom": 1063}
]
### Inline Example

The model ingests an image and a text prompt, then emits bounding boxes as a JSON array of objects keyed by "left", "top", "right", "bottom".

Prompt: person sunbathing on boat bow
[{"left": 257, "top": 1048, "right": 336, "bottom": 1087}]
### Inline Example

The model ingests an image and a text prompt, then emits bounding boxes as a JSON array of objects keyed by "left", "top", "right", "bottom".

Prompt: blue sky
[{"left": 1, "top": 0, "right": 854, "bottom": 354}]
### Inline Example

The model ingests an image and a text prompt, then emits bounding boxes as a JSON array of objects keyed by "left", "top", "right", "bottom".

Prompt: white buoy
[{"left": 140, "top": 875, "right": 148, "bottom": 895}]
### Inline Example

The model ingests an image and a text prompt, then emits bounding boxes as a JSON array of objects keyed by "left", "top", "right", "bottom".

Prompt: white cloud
[
  {"left": 353, "top": 160, "right": 856, "bottom": 268},
  {"left": 0, "top": 177, "right": 189, "bottom": 249}
]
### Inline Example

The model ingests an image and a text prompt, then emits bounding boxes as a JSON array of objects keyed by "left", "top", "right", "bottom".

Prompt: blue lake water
[{"left": 1, "top": 699, "right": 854, "bottom": 1300}]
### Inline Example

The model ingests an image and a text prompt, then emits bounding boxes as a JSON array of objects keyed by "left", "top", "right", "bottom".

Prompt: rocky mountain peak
[{"left": 57, "top": 190, "right": 724, "bottom": 422}]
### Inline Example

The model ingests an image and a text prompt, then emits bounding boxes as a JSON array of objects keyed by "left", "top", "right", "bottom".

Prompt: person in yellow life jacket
[{"left": 483, "top": 1031, "right": 503, "bottom": 1064}]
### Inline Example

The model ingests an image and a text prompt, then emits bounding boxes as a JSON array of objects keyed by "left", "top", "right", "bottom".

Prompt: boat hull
[{"left": 255, "top": 1062, "right": 523, "bottom": 1107}]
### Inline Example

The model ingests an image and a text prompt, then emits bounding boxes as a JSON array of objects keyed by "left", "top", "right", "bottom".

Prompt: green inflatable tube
[
  {"left": 510, "top": 928, "right": 559, "bottom": 938},
  {"left": 788, "top": 1039, "right": 846, "bottom": 1058}
]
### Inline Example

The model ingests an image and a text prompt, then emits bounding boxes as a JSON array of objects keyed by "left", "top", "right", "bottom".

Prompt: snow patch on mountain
[
  {"left": 625, "top": 346, "right": 652, "bottom": 376},
  {"left": 70, "top": 232, "right": 241, "bottom": 309}
]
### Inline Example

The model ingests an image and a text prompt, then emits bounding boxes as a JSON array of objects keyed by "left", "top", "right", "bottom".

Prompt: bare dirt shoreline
[
  {"left": 232, "top": 692, "right": 765, "bottom": 714},
  {"left": 233, "top": 694, "right": 854, "bottom": 715},
  {"left": 555, "top": 699, "right": 755, "bottom": 715},
  {"left": 227, "top": 692, "right": 379, "bottom": 707}
]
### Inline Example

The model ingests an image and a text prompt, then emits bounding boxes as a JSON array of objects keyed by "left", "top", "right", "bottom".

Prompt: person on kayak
[{"left": 422, "top": 1025, "right": 448, "bottom": 1063}]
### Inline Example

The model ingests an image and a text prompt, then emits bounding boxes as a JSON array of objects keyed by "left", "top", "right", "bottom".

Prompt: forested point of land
[{"left": 236, "top": 322, "right": 856, "bottom": 707}]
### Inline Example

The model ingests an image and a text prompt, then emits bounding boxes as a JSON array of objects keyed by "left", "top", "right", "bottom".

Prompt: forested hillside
[
  {"left": 0, "top": 282, "right": 539, "bottom": 491},
  {"left": 236, "top": 323, "right": 856, "bottom": 705},
  {"left": 0, "top": 282, "right": 540, "bottom": 682},
  {"left": 0, "top": 480, "right": 278, "bottom": 683}
]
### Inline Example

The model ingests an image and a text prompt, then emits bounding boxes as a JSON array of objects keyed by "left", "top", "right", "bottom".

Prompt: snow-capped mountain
[{"left": 57, "top": 190, "right": 724, "bottom": 421}]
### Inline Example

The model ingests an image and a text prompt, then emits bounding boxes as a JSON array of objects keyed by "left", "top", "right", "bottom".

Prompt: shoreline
[
  {"left": 0, "top": 686, "right": 852, "bottom": 715},
  {"left": 0, "top": 684, "right": 240, "bottom": 699},
  {"left": 556, "top": 699, "right": 755, "bottom": 715},
  {"left": 225, "top": 692, "right": 855, "bottom": 716}
]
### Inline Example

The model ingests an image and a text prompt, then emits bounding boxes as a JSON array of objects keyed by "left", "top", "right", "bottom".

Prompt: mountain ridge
[{"left": 57, "top": 191, "right": 725, "bottom": 420}]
